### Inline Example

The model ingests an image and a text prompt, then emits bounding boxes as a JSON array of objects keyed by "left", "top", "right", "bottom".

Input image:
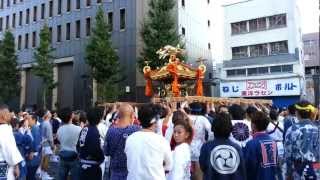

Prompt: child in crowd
[
  {"left": 188, "top": 102, "right": 212, "bottom": 180},
  {"left": 167, "top": 117, "right": 193, "bottom": 180}
]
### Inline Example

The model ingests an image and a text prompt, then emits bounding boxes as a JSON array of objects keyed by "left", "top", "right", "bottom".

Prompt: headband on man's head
[{"left": 295, "top": 104, "right": 316, "bottom": 113}]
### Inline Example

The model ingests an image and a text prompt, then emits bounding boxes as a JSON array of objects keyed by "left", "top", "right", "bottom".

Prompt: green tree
[
  {"left": 0, "top": 31, "right": 20, "bottom": 103},
  {"left": 33, "top": 24, "right": 56, "bottom": 108},
  {"left": 86, "top": 6, "right": 123, "bottom": 102},
  {"left": 138, "top": 0, "right": 183, "bottom": 71}
]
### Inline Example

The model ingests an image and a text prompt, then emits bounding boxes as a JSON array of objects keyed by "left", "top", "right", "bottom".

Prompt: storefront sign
[{"left": 220, "top": 78, "right": 300, "bottom": 97}]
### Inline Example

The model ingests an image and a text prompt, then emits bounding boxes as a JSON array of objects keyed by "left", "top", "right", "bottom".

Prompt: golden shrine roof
[{"left": 149, "top": 63, "right": 198, "bottom": 80}]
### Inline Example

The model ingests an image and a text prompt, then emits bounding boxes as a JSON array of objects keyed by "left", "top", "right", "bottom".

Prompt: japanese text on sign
[{"left": 220, "top": 78, "right": 300, "bottom": 97}]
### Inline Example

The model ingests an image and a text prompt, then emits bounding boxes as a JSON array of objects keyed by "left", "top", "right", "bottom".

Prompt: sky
[{"left": 297, "top": 0, "right": 319, "bottom": 33}]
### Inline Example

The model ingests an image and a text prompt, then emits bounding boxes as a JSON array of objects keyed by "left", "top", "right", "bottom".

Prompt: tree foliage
[
  {"left": 86, "top": 6, "right": 123, "bottom": 102},
  {"left": 33, "top": 24, "right": 56, "bottom": 108},
  {"left": 138, "top": 0, "right": 184, "bottom": 71},
  {"left": 0, "top": 31, "right": 20, "bottom": 103}
]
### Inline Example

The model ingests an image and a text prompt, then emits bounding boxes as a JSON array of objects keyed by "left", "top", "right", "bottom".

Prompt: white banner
[{"left": 220, "top": 78, "right": 301, "bottom": 97}]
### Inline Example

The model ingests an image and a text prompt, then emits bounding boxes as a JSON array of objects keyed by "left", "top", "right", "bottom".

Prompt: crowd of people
[{"left": 0, "top": 99, "right": 319, "bottom": 180}]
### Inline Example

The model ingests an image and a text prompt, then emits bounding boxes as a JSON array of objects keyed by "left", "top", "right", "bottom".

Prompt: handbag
[{"left": 0, "top": 161, "right": 8, "bottom": 179}]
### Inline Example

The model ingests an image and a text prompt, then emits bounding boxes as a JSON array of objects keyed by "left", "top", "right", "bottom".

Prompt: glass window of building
[
  {"left": 33, "top": 6, "right": 37, "bottom": 22},
  {"left": 249, "top": 43, "right": 268, "bottom": 57},
  {"left": 57, "top": 25, "right": 61, "bottom": 42},
  {"left": 282, "top": 65, "right": 293, "bottom": 73},
  {"left": 305, "top": 68, "right": 312, "bottom": 75},
  {"left": 66, "top": 22, "right": 71, "bottom": 40},
  {"left": 0, "top": 0, "right": 3, "bottom": 9},
  {"left": 269, "top": 14, "right": 286, "bottom": 28},
  {"left": 5, "top": 15, "right": 9, "bottom": 29},
  {"left": 32, "top": 31, "right": 36, "bottom": 47},
  {"left": 231, "top": 21, "right": 247, "bottom": 34},
  {"left": 97, "top": 0, "right": 101, "bottom": 4},
  {"left": 258, "top": 67, "right": 269, "bottom": 74},
  {"left": 270, "top": 41, "right": 288, "bottom": 54},
  {"left": 26, "top": 8, "right": 30, "bottom": 24},
  {"left": 6, "top": 0, "right": 9, "bottom": 7},
  {"left": 237, "top": 69, "right": 246, "bottom": 76},
  {"left": 270, "top": 66, "right": 281, "bottom": 73},
  {"left": 249, "top": 17, "right": 266, "bottom": 32},
  {"left": 107, "top": 12, "right": 113, "bottom": 31},
  {"left": 67, "top": 0, "right": 71, "bottom": 12},
  {"left": 13, "top": 0, "right": 15, "bottom": 4},
  {"left": 227, "top": 69, "right": 246, "bottom": 77},
  {"left": 181, "top": 27, "right": 185, "bottom": 36},
  {"left": 76, "top": 20, "right": 80, "bottom": 38},
  {"left": 247, "top": 68, "right": 258, "bottom": 76},
  {"left": 25, "top": 33, "right": 29, "bottom": 49},
  {"left": 120, "top": 8, "right": 126, "bottom": 30},
  {"left": 19, "top": 11, "right": 22, "bottom": 26},
  {"left": 0, "top": 18, "right": 3, "bottom": 31},
  {"left": 58, "top": 0, "right": 62, "bottom": 15},
  {"left": 76, "top": 0, "right": 80, "bottom": 9},
  {"left": 18, "top": 35, "right": 22, "bottom": 50},
  {"left": 227, "top": 70, "right": 236, "bottom": 77},
  {"left": 12, "top": 13, "right": 15, "bottom": 28},
  {"left": 49, "top": 27, "right": 52, "bottom": 43},
  {"left": 181, "top": 0, "right": 185, "bottom": 7},
  {"left": 49, "top": 1, "right": 53, "bottom": 17},
  {"left": 86, "top": 17, "right": 91, "bottom": 36},
  {"left": 232, "top": 46, "right": 248, "bottom": 59},
  {"left": 86, "top": 0, "right": 90, "bottom": 7},
  {"left": 41, "top": 3, "right": 45, "bottom": 19},
  {"left": 208, "top": 43, "right": 211, "bottom": 50}
]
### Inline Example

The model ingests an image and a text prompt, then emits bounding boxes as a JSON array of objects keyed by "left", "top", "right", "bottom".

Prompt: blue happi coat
[
  {"left": 244, "top": 132, "right": 278, "bottom": 180},
  {"left": 284, "top": 119, "right": 320, "bottom": 178},
  {"left": 13, "top": 130, "right": 32, "bottom": 179}
]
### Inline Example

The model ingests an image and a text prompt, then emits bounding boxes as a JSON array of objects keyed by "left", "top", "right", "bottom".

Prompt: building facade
[
  {"left": 303, "top": 32, "right": 320, "bottom": 105},
  {"left": 220, "top": 0, "right": 304, "bottom": 107},
  {"left": 0, "top": 0, "right": 214, "bottom": 110}
]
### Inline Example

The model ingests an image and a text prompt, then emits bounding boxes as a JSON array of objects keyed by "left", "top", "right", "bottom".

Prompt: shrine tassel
[
  {"left": 144, "top": 72, "right": 153, "bottom": 97},
  {"left": 196, "top": 69, "right": 204, "bottom": 96}
]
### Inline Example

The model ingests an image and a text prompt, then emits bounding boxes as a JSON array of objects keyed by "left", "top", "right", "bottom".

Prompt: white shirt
[
  {"left": 0, "top": 124, "right": 23, "bottom": 180},
  {"left": 57, "top": 124, "right": 81, "bottom": 152},
  {"left": 97, "top": 120, "right": 110, "bottom": 148},
  {"left": 125, "top": 131, "right": 173, "bottom": 180},
  {"left": 267, "top": 121, "right": 284, "bottom": 157},
  {"left": 167, "top": 143, "right": 191, "bottom": 180},
  {"left": 188, "top": 115, "right": 212, "bottom": 161}
]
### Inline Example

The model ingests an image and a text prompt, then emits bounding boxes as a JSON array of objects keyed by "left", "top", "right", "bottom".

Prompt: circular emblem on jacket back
[
  {"left": 210, "top": 145, "right": 240, "bottom": 174},
  {"left": 232, "top": 122, "right": 250, "bottom": 142}
]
